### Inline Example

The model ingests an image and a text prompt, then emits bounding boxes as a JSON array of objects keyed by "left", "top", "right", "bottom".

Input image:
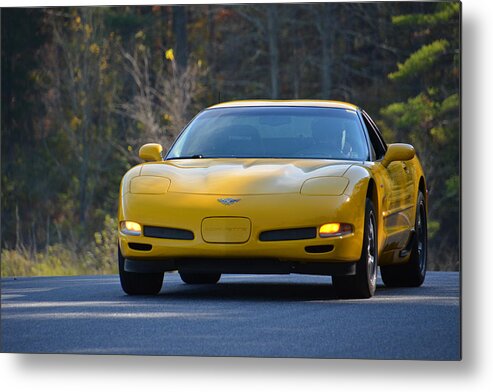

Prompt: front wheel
[
  {"left": 380, "top": 191, "right": 427, "bottom": 287},
  {"left": 332, "top": 199, "right": 378, "bottom": 298},
  {"left": 118, "top": 246, "right": 164, "bottom": 295}
]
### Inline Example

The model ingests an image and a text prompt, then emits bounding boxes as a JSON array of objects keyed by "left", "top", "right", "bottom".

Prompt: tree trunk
[
  {"left": 15, "top": 204, "right": 20, "bottom": 250},
  {"left": 267, "top": 5, "right": 280, "bottom": 99},
  {"left": 207, "top": 5, "right": 217, "bottom": 103},
  {"left": 172, "top": 6, "right": 189, "bottom": 70},
  {"left": 320, "top": 5, "right": 334, "bottom": 99}
]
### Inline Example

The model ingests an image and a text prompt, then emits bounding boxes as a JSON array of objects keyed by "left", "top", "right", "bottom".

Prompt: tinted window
[{"left": 167, "top": 107, "right": 369, "bottom": 161}]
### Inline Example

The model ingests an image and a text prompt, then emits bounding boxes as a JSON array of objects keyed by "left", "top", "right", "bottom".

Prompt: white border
[{"left": 2, "top": 0, "right": 492, "bottom": 391}]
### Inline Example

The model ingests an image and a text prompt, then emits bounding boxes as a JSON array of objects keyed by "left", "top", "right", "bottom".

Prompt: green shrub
[
  {"left": 1, "top": 215, "right": 118, "bottom": 277},
  {"left": 84, "top": 215, "right": 118, "bottom": 274},
  {"left": 1, "top": 244, "right": 84, "bottom": 277}
]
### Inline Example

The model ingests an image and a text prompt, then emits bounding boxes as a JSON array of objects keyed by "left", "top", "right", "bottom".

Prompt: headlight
[
  {"left": 300, "top": 177, "right": 349, "bottom": 196},
  {"left": 130, "top": 176, "right": 170, "bottom": 194},
  {"left": 319, "top": 223, "right": 353, "bottom": 238},
  {"left": 120, "top": 221, "right": 142, "bottom": 236}
]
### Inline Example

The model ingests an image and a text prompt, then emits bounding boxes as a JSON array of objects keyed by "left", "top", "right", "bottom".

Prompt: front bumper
[
  {"left": 118, "top": 192, "right": 366, "bottom": 270},
  {"left": 123, "top": 257, "right": 357, "bottom": 276}
]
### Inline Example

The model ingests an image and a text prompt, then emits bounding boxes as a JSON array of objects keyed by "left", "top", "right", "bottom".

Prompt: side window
[{"left": 361, "top": 112, "right": 387, "bottom": 160}]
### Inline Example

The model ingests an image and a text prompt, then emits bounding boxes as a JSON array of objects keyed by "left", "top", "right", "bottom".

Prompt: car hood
[{"left": 139, "top": 158, "right": 354, "bottom": 195}]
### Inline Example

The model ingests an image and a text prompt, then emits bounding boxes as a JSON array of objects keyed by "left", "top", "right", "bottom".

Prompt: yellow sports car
[{"left": 118, "top": 100, "right": 427, "bottom": 298}]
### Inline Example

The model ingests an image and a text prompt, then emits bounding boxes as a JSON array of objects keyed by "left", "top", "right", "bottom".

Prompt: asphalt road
[{"left": 1, "top": 271, "right": 460, "bottom": 360}]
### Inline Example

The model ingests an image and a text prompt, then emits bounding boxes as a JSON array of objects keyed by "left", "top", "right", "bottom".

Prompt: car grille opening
[
  {"left": 259, "top": 227, "right": 317, "bottom": 242},
  {"left": 128, "top": 243, "right": 153, "bottom": 251},
  {"left": 143, "top": 226, "right": 194, "bottom": 240},
  {"left": 305, "top": 245, "right": 334, "bottom": 254}
]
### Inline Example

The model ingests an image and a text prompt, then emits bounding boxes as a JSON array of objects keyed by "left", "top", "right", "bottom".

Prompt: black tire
[
  {"left": 332, "top": 199, "right": 378, "bottom": 298},
  {"left": 179, "top": 271, "right": 221, "bottom": 285},
  {"left": 118, "top": 246, "right": 164, "bottom": 295},
  {"left": 380, "top": 191, "right": 427, "bottom": 287}
]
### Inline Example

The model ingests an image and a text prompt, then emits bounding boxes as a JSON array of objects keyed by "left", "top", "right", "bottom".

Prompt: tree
[
  {"left": 117, "top": 42, "right": 206, "bottom": 159},
  {"left": 38, "top": 8, "right": 124, "bottom": 233},
  {"left": 2, "top": 8, "right": 51, "bottom": 251},
  {"left": 172, "top": 6, "right": 189, "bottom": 70},
  {"left": 380, "top": 2, "right": 460, "bottom": 269}
]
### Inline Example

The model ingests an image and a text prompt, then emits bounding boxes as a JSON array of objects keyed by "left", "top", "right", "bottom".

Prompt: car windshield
[{"left": 166, "top": 106, "right": 369, "bottom": 160}]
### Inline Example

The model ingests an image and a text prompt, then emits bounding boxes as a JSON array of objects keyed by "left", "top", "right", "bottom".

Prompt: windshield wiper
[{"left": 166, "top": 154, "right": 204, "bottom": 160}]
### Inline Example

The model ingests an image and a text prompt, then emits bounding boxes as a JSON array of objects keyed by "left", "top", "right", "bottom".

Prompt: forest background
[{"left": 1, "top": 2, "right": 460, "bottom": 276}]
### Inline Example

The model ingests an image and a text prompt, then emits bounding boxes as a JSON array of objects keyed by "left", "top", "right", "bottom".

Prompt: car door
[{"left": 361, "top": 112, "right": 412, "bottom": 251}]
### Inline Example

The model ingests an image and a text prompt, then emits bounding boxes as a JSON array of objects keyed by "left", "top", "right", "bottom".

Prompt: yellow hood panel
[{"left": 139, "top": 158, "right": 354, "bottom": 195}]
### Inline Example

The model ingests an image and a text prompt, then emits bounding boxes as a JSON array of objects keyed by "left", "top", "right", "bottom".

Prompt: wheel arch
[
  {"left": 365, "top": 176, "right": 385, "bottom": 257},
  {"left": 343, "top": 165, "right": 384, "bottom": 257},
  {"left": 366, "top": 177, "right": 379, "bottom": 218},
  {"left": 418, "top": 176, "right": 427, "bottom": 208}
]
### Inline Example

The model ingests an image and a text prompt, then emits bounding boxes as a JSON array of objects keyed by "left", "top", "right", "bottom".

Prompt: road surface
[{"left": 1, "top": 271, "right": 460, "bottom": 359}]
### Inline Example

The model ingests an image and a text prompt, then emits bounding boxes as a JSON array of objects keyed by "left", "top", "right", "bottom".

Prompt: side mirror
[
  {"left": 381, "top": 143, "right": 415, "bottom": 168},
  {"left": 139, "top": 143, "right": 163, "bottom": 162}
]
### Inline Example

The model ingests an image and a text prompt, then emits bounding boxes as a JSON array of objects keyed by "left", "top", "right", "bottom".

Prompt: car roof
[{"left": 208, "top": 100, "right": 360, "bottom": 111}]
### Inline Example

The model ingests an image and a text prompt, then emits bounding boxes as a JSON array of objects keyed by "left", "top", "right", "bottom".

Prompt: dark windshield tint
[{"left": 166, "top": 106, "right": 369, "bottom": 160}]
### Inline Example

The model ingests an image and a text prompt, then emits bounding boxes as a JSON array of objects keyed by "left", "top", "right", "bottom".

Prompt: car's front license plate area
[{"left": 201, "top": 217, "right": 252, "bottom": 243}]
